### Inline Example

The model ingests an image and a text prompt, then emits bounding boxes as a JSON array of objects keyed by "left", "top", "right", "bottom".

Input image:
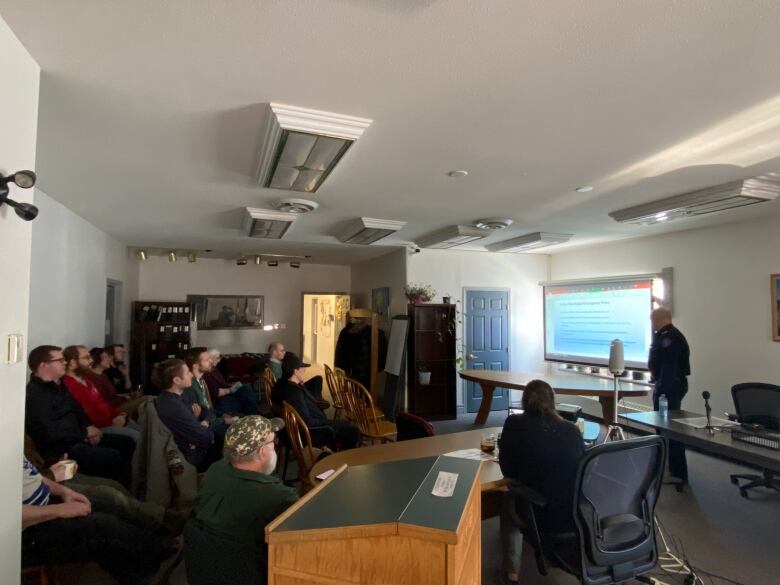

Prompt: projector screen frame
[{"left": 540, "top": 273, "right": 665, "bottom": 371}]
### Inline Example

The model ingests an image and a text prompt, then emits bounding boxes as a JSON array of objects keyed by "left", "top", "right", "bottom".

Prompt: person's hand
[
  {"left": 112, "top": 413, "right": 127, "bottom": 427},
  {"left": 86, "top": 425, "right": 102, "bottom": 445},
  {"left": 218, "top": 387, "right": 231, "bottom": 398},
  {"left": 223, "top": 414, "right": 239, "bottom": 424},
  {"left": 199, "top": 420, "right": 209, "bottom": 428},
  {"left": 53, "top": 501, "right": 91, "bottom": 519},
  {"left": 60, "top": 486, "right": 91, "bottom": 510},
  {"left": 191, "top": 403, "right": 202, "bottom": 417},
  {"left": 50, "top": 459, "right": 77, "bottom": 482}
]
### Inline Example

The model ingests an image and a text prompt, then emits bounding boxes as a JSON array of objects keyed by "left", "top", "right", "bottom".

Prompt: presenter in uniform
[{"left": 648, "top": 307, "right": 690, "bottom": 484}]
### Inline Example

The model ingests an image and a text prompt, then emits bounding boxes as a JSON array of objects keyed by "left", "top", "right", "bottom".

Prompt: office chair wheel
[{"left": 740, "top": 488, "right": 748, "bottom": 498}]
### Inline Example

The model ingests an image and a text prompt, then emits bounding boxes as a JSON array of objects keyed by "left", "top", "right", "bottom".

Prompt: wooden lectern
[{"left": 266, "top": 456, "right": 482, "bottom": 585}]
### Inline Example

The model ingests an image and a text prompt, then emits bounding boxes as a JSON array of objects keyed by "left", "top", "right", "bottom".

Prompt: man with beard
[{"left": 194, "top": 415, "right": 298, "bottom": 556}]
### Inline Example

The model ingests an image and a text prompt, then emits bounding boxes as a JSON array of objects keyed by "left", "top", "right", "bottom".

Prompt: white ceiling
[{"left": 3, "top": 0, "right": 780, "bottom": 264}]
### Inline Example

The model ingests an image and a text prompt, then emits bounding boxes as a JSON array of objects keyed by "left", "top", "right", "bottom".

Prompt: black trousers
[
  {"left": 654, "top": 379, "right": 688, "bottom": 480},
  {"left": 68, "top": 433, "right": 135, "bottom": 486},
  {"left": 310, "top": 420, "right": 361, "bottom": 451},
  {"left": 22, "top": 511, "right": 174, "bottom": 585}
]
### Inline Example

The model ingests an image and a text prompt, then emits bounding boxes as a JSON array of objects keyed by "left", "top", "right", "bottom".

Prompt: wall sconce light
[
  {"left": 236, "top": 257, "right": 248, "bottom": 266},
  {"left": 254, "top": 255, "right": 262, "bottom": 265},
  {"left": 168, "top": 251, "right": 177, "bottom": 262},
  {"left": 0, "top": 169, "right": 39, "bottom": 221},
  {"left": 137, "top": 249, "right": 148, "bottom": 261},
  {"left": 187, "top": 252, "right": 197, "bottom": 263}
]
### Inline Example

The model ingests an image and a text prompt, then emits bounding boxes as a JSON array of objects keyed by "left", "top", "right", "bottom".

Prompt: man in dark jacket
[
  {"left": 25, "top": 345, "right": 135, "bottom": 484},
  {"left": 272, "top": 354, "right": 360, "bottom": 450}
]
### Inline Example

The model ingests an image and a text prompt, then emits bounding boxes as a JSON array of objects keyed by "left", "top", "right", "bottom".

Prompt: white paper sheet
[
  {"left": 315, "top": 468, "right": 335, "bottom": 480},
  {"left": 431, "top": 471, "right": 459, "bottom": 497},
  {"left": 674, "top": 416, "right": 738, "bottom": 429}
]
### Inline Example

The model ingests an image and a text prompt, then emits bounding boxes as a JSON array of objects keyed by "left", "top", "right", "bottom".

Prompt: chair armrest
[{"left": 508, "top": 480, "right": 548, "bottom": 508}]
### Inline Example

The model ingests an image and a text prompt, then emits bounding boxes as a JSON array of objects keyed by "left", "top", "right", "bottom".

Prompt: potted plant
[
  {"left": 405, "top": 283, "right": 436, "bottom": 305},
  {"left": 418, "top": 365, "right": 432, "bottom": 385}
]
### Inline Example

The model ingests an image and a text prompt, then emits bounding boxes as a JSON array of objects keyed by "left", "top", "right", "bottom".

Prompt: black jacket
[
  {"left": 25, "top": 376, "right": 90, "bottom": 461},
  {"left": 272, "top": 378, "right": 328, "bottom": 428},
  {"left": 499, "top": 413, "right": 585, "bottom": 532},
  {"left": 648, "top": 323, "right": 690, "bottom": 397}
]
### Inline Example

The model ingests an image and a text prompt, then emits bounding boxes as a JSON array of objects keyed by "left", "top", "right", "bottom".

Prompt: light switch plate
[{"left": 6, "top": 333, "right": 24, "bottom": 364}]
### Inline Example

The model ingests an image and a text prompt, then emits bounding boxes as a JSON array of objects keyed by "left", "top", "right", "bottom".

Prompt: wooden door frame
[
  {"left": 462, "top": 287, "right": 512, "bottom": 412},
  {"left": 299, "top": 292, "right": 349, "bottom": 359}
]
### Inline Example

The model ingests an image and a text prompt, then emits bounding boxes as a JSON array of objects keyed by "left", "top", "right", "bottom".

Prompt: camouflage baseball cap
[{"left": 223, "top": 415, "right": 284, "bottom": 458}]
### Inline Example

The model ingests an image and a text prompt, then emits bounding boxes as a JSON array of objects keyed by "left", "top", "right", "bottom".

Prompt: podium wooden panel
[{"left": 266, "top": 457, "right": 482, "bottom": 585}]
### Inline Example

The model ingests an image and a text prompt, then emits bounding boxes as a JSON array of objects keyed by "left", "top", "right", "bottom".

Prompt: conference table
[{"left": 459, "top": 369, "right": 651, "bottom": 425}]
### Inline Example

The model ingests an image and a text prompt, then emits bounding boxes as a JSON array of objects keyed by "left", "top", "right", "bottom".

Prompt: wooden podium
[{"left": 266, "top": 456, "right": 482, "bottom": 585}]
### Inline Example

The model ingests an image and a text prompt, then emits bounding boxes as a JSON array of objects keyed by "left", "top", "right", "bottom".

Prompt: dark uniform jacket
[
  {"left": 648, "top": 324, "right": 690, "bottom": 400},
  {"left": 25, "top": 376, "right": 90, "bottom": 461},
  {"left": 272, "top": 378, "right": 328, "bottom": 428}
]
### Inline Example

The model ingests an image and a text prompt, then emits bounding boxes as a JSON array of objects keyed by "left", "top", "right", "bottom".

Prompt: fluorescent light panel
[
  {"left": 416, "top": 225, "right": 488, "bottom": 249},
  {"left": 257, "top": 103, "right": 372, "bottom": 193},
  {"left": 487, "top": 232, "right": 573, "bottom": 252},
  {"left": 242, "top": 207, "right": 298, "bottom": 239},
  {"left": 609, "top": 177, "right": 780, "bottom": 225},
  {"left": 337, "top": 217, "right": 407, "bottom": 245}
]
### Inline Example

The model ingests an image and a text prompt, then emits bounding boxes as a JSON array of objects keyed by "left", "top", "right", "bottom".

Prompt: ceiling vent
[
  {"left": 609, "top": 177, "right": 780, "bottom": 225},
  {"left": 337, "top": 217, "right": 407, "bottom": 245},
  {"left": 273, "top": 198, "right": 319, "bottom": 214},
  {"left": 242, "top": 207, "right": 298, "bottom": 239},
  {"left": 416, "top": 225, "right": 488, "bottom": 249},
  {"left": 487, "top": 232, "right": 573, "bottom": 252},
  {"left": 474, "top": 218, "right": 513, "bottom": 230},
  {"left": 256, "top": 103, "right": 372, "bottom": 193}
]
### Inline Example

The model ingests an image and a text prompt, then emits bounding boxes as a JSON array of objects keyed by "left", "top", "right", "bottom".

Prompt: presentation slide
[{"left": 544, "top": 280, "right": 653, "bottom": 369}]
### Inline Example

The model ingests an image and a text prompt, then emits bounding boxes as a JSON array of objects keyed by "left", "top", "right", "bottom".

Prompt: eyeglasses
[{"left": 46, "top": 357, "right": 66, "bottom": 363}]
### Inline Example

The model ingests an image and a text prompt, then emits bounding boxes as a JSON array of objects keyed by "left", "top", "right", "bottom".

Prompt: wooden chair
[
  {"left": 263, "top": 368, "right": 276, "bottom": 408},
  {"left": 324, "top": 364, "right": 344, "bottom": 420},
  {"left": 337, "top": 369, "right": 384, "bottom": 422},
  {"left": 282, "top": 401, "right": 330, "bottom": 493},
  {"left": 343, "top": 379, "right": 396, "bottom": 444}
]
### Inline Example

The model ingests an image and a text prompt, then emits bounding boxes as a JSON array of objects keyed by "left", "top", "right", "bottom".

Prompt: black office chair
[
  {"left": 507, "top": 435, "right": 666, "bottom": 585},
  {"left": 183, "top": 518, "right": 265, "bottom": 585},
  {"left": 729, "top": 383, "right": 780, "bottom": 497}
]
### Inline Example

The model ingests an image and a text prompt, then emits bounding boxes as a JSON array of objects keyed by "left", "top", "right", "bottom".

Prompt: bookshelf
[{"left": 130, "top": 301, "right": 192, "bottom": 390}]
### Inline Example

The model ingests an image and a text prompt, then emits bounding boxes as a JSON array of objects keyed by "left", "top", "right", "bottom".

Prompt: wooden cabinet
[
  {"left": 407, "top": 304, "right": 457, "bottom": 420},
  {"left": 130, "top": 301, "right": 192, "bottom": 390}
]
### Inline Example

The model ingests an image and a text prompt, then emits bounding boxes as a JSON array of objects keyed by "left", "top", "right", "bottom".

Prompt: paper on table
[
  {"left": 675, "top": 416, "right": 738, "bottom": 429},
  {"left": 315, "top": 468, "right": 335, "bottom": 480},
  {"left": 444, "top": 448, "right": 497, "bottom": 462},
  {"left": 432, "top": 471, "right": 459, "bottom": 497}
]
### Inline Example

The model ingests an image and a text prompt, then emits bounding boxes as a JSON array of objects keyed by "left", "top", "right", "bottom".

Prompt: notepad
[{"left": 431, "top": 471, "right": 458, "bottom": 497}]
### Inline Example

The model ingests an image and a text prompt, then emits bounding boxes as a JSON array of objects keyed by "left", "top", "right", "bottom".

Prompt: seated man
[
  {"left": 203, "top": 348, "right": 260, "bottom": 416},
  {"left": 268, "top": 342, "right": 327, "bottom": 408},
  {"left": 21, "top": 456, "right": 179, "bottom": 585},
  {"left": 104, "top": 343, "right": 134, "bottom": 395},
  {"left": 196, "top": 415, "right": 298, "bottom": 566},
  {"left": 88, "top": 346, "right": 145, "bottom": 416},
  {"left": 272, "top": 354, "right": 360, "bottom": 450},
  {"left": 62, "top": 345, "right": 140, "bottom": 443},
  {"left": 25, "top": 345, "right": 135, "bottom": 485},
  {"left": 183, "top": 347, "right": 233, "bottom": 443},
  {"left": 154, "top": 358, "right": 219, "bottom": 472},
  {"left": 498, "top": 379, "right": 585, "bottom": 585}
]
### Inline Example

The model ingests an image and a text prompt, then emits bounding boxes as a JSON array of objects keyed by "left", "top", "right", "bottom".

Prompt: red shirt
[{"left": 62, "top": 374, "right": 118, "bottom": 428}]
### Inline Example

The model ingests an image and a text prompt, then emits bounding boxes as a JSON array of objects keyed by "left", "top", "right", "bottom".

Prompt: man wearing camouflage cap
[{"left": 195, "top": 415, "right": 298, "bottom": 554}]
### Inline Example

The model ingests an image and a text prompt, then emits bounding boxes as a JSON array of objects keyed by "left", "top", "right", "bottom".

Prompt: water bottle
[{"left": 658, "top": 394, "right": 668, "bottom": 418}]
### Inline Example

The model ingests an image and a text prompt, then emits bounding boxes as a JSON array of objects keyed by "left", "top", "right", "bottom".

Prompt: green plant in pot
[
  {"left": 405, "top": 283, "right": 436, "bottom": 305},
  {"left": 418, "top": 365, "right": 432, "bottom": 385}
]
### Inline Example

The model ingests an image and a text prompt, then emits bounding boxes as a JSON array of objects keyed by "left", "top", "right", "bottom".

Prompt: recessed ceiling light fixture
[
  {"left": 236, "top": 257, "right": 248, "bottom": 266},
  {"left": 290, "top": 261, "right": 301, "bottom": 268},
  {"left": 608, "top": 176, "right": 780, "bottom": 225},
  {"left": 242, "top": 207, "right": 298, "bottom": 239},
  {"left": 187, "top": 252, "right": 197, "bottom": 263},
  {"left": 474, "top": 218, "right": 513, "bottom": 230},
  {"left": 337, "top": 217, "right": 407, "bottom": 245},
  {"left": 575, "top": 186, "right": 594, "bottom": 193},
  {"left": 168, "top": 251, "right": 177, "bottom": 262},
  {"left": 447, "top": 170, "right": 468, "bottom": 178},
  {"left": 416, "top": 225, "right": 488, "bottom": 249},
  {"left": 273, "top": 198, "right": 319, "bottom": 214},
  {"left": 256, "top": 103, "right": 372, "bottom": 193},
  {"left": 487, "top": 232, "right": 573, "bottom": 252}
]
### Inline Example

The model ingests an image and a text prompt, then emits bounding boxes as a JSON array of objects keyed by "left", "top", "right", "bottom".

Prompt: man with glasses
[
  {"left": 25, "top": 345, "right": 135, "bottom": 485},
  {"left": 195, "top": 416, "right": 298, "bottom": 557}
]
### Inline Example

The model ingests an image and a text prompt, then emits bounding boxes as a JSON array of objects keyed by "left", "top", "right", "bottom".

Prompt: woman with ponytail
[{"left": 498, "top": 379, "right": 585, "bottom": 584}]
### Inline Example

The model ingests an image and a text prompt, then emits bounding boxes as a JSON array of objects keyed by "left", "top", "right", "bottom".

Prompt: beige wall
[{"left": 350, "top": 249, "right": 408, "bottom": 329}]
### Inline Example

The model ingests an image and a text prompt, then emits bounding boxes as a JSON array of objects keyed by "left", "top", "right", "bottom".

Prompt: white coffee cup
[{"left": 60, "top": 459, "right": 77, "bottom": 481}]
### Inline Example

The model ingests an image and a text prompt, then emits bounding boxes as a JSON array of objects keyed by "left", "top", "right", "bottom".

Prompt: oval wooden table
[{"left": 459, "top": 369, "right": 651, "bottom": 425}]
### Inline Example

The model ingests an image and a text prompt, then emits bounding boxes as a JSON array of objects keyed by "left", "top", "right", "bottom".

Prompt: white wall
[
  {"left": 28, "top": 191, "right": 137, "bottom": 351},
  {"left": 138, "top": 258, "right": 350, "bottom": 355},
  {"left": 407, "top": 249, "right": 549, "bottom": 410},
  {"left": 550, "top": 214, "right": 780, "bottom": 416},
  {"left": 0, "top": 14, "right": 39, "bottom": 584},
  {"left": 350, "top": 249, "right": 408, "bottom": 325}
]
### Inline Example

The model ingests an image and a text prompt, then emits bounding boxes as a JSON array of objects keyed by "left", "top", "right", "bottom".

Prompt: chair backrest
[
  {"left": 183, "top": 518, "right": 265, "bottom": 585},
  {"left": 343, "top": 378, "right": 380, "bottom": 435},
  {"left": 282, "top": 401, "right": 318, "bottom": 489},
  {"left": 323, "top": 364, "right": 343, "bottom": 410},
  {"left": 731, "top": 383, "right": 780, "bottom": 430},
  {"left": 573, "top": 435, "right": 666, "bottom": 585},
  {"left": 263, "top": 368, "right": 276, "bottom": 407},
  {"left": 395, "top": 412, "right": 435, "bottom": 441}
]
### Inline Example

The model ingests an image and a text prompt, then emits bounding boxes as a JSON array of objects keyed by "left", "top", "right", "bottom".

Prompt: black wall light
[{"left": 0, "top": 170, "right": 39, "bottom": 221}]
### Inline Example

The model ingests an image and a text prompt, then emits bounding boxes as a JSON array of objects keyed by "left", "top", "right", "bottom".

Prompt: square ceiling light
[
  {"left": 337, "top": 217, "right": 407, "bottom": 245},
  {"left": 608, "top": 177, "right": 780, "bottom": 225},
  {"left": 487, "top": 232, "right": 572, "bottom": 252},
  {"left": 256, "top": 103, "right": 372, "bottom": 193},
  {"left": 242, "top": 207, "right": 298, "bottom": 239},
  {"left": 416, "top": 225, "right": 488, "bottom": 249}
]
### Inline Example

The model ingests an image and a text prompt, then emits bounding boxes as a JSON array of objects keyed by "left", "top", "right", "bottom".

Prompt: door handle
[{"left": 466, "top": 353, "right": 477, "bottom": 360}]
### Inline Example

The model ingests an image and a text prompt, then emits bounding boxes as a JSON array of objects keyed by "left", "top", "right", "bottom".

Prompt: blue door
[{"left": 465, "top": 290, "right": 510, "bottom": 413}]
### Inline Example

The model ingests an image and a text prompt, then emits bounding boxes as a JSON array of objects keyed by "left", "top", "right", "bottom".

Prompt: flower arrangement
[{"left": 405, "top": 283, "right": 436, "bottom": 305}]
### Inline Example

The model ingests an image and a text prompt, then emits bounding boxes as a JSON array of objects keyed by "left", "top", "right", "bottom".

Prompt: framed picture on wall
[
  {"left": 187, "top": 294, "right": 264, "bottom": 330},
  {"left": 372, "top": 287, "right": 390, "bottom": 327},
  {"left": 772, "top": 274, "right": 780, "bottom": 342}
]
